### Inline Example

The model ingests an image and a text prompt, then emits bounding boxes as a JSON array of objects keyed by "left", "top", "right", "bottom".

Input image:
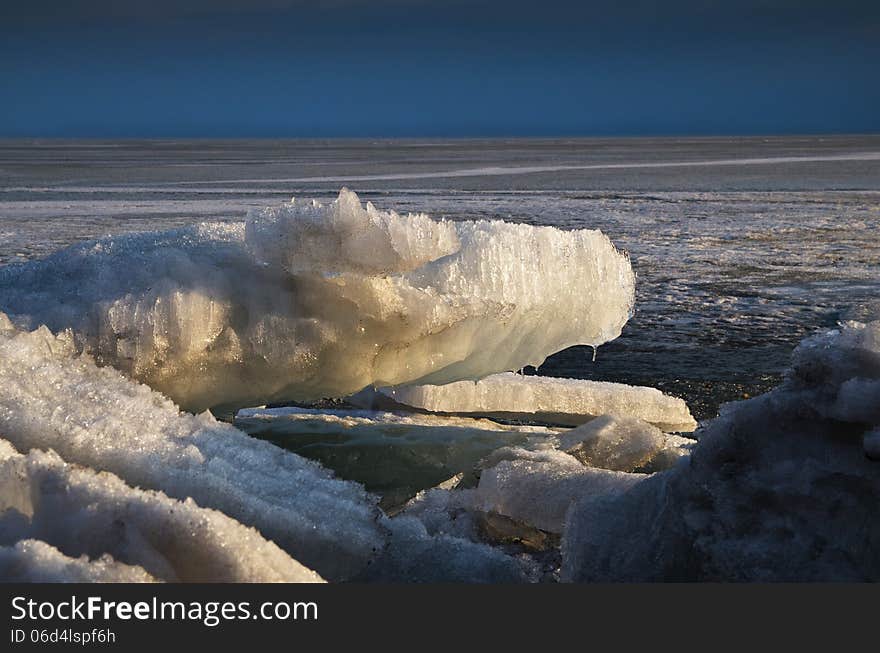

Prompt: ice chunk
[
  {"left": 382, "top": 373, "right": 697, "bottom": 432},
  {"left": 0, "top": 190, "right": 634, "bottom": 411},
  {"left": 235, "top": 405, "right": 557, "bottom": 437},
  {"left": 559, "top": 414, "right": 692, "bottom": 472},
  {"left": 473, "top": 449, "right": 643, "bottom": 533},
  {"left": 563, "top": 321, "right": 880, "bottom": 582},
  {"left": 788, "top": 320, "right": 880, "bottom": 393},
  {"left": 480, "top": 444, "right": 580, "bottom": 471},
  {"left": 473, "top": 511, "right": 560, "bottom": 553},
  {"left": 562, "top": 470, "right": 684, "bottom": 582},
  {"left": 0, "top": 445, "right": 323, "bottom": 583},
  {"left": 0, "top": 540, "right": 159, "bottom": 583},
  {"left": 0, "top": 315, "right": 383, "bottom": 581}
]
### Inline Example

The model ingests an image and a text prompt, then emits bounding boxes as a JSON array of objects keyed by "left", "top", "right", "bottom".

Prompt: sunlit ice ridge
[{"left": 0, "top": 189, "right": 635, "bottom": 412}]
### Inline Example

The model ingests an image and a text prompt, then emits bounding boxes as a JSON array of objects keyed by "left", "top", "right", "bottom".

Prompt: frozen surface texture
[
  {"left": 399, "top": 446, "right": 642, "bottom": 538},
  {"left": 0, "top": 189, "right": 634, "bottom": 411},
  {"left": 355, "top": 515, "right": 539, "bottom": 583},
  {"left": 235, "top": 406, "right": 556, "bottom": 437},
  {"left": 0, "top": 313, "right": 382, "bottom": 581},
  {"left": 560, "top": 414, "right": 693, "bottom": 472},
  {"left": 0, "top": 540, "right": 159, "bottom": 583},
  {"left": 563, "top": 321, "right": 880, "bottom": 581},
  {"left": 382, "top": 373, "right": 697, "bottom": 431},
  {"left": 474, "top": 450, "right": 643, "bottom": 533},
  {"left": 0, "top": 444, "right": 323, "bottom": 583},
  {"left": 0, "top": 314, "right": 544, "bottom": 583}
]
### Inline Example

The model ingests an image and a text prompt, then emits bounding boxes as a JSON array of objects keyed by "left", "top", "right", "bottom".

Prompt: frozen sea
[{"left": 2, "top": 135, "right": 879, "bottom": 425}]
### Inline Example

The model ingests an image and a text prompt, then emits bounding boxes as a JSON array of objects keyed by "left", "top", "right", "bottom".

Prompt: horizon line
[{"left": 2, "top": 131, "right": 879, "bottom": 142}]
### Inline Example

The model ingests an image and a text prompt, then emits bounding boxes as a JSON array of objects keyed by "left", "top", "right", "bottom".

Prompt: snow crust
[
  {"left": 0, "top": 443, "right": 322, "bottom": 583},
  {"left": 562, "top": 321, "right": 880, "bottom": 581},
  {"left": 0, "top": 540, "right": 159, "bottom": 583},
  {"left": 0, "top": 314, "right": 544, "bottom": 583},
  {"left": 0, "top": 312, "right": 382, "bottom": 581}
]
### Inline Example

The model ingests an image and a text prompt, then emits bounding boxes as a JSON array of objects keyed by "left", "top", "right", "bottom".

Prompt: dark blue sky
[{"left": 1, "top": 0, "right": 878, "bottom": 137}]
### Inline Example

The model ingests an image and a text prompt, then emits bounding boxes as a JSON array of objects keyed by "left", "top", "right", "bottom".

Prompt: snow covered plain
[{"left": 1, "top": 138, "right": 879, "bottom": 582}]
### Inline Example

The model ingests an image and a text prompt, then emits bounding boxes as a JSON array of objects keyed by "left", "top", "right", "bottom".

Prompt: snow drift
[{"left": 0, "top": 189, "right": 635, "bottom": 412}]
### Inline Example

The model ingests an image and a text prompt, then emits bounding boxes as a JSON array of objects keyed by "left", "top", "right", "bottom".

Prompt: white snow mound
[{"left": 562, "top": 320, "right": 880, "bottom": 581}]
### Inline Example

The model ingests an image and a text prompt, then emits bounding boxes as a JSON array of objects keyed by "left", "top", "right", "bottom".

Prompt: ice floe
[
  {"left": 380, "top": 372, "right": 697, "bottom": 431},
  {"left": 234, "top": 406, "right": 561, "bottom": 505},
  {"left": 0, "top": 313, "right": 547, "bottom": 583},
  {"left": 0, "top": 189, "right": 634, "bottom": 412},
  {"left": 234, "top": 405, "right": 557, "bottom": 438}
]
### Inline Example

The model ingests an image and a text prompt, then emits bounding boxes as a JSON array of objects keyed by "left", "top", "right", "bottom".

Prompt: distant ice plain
[{"left": 2, "top": 135, "right": 878, "bottom": 418}]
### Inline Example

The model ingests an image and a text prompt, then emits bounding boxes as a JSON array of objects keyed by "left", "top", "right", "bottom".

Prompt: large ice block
[{"left": 0, "top": 189, "right": 635, "bottom": 411}]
